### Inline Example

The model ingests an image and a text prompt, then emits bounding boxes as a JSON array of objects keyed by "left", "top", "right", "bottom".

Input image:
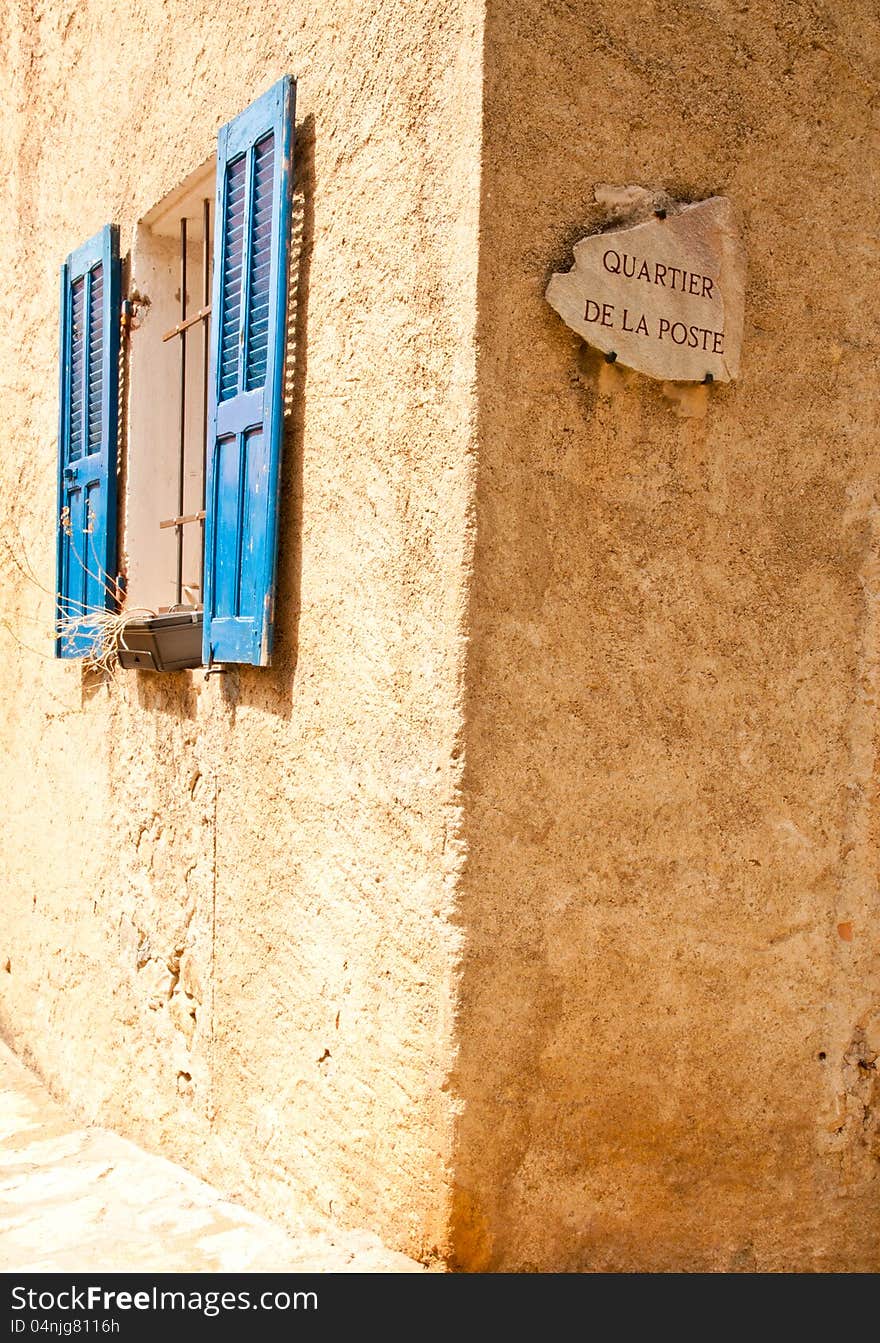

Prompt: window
[
  {"left": 127, "top": 159, "right": 214, "bottom": 618},
  {"left": 55, "top": 75, "right": 295, "bottom": 670}
]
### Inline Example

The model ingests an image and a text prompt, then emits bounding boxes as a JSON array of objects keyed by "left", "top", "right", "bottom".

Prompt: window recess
[
  {"left": 160, "top": 205, "right": 211, "bottom": 607},
  {"left": 124, "top": 159, "right": 215, "bottom": 617}
]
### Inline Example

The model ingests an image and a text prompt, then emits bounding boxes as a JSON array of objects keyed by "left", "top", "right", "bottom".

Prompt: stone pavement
[{"left": 0, "top": 1042, "right": 423, "bottom": 1273}]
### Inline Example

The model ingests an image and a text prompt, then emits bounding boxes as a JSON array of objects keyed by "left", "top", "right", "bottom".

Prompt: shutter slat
[
  {"left": 87, "top": 262, "right": 104, "bottom": 455},
  {"left": 244, "top": 131, "right": 275, "bottom": 392},
  {"left": 218, "top": 153, "right": 248, "bottom": 402},
  {"left": 68, "top": 278, "right": 85, "bottom": 461}
]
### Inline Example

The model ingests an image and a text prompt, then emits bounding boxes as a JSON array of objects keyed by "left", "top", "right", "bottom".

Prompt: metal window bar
[{"left": 161, "top": 198, "right": 212, "bottom": 606}]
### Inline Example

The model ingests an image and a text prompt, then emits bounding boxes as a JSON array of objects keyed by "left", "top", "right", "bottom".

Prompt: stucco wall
[
  {"left": 450, "top": 0, "right": 880, "bottom": 1270},
  {"left": 2, "top": 0, "right": 879, "bottom": 1274},
  {"left": 0, "top": 0, "right": 481, "bottom": 1260}
]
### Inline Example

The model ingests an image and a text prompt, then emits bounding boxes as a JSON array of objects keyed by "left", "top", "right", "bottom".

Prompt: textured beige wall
[
  {"left": 2, "top": 0, "right": 879, "bottom": 1274},
  {"left": 0, "top": 0, "right": 481, "bottom": 1261},
  {"left": 450, "top": 0, "right": 880, "bottom": 1270}
]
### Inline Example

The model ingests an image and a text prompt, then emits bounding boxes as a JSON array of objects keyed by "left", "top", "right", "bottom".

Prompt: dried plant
[
  {"left": 1, "top": 507, "right": 156, "bottom": 676},
  {"left": 55, "top": 506, "right": 157, "bottom": 672}
]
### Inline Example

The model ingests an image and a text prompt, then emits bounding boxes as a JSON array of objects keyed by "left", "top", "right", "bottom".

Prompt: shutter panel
[
  {"left": 203, "top": 76, "right": 295, "bottom": 666},
  {"left": 55, "top": 225, "right": 121, "bottom": 658}
]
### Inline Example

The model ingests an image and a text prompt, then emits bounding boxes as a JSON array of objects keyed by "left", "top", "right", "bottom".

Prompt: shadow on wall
[
  {"left": 440, "top": 2, "right": 880, "bottom": 1271},
  {"left": 220, "top": 111, "right": 316, "bottom": 723},
  {"left": 136, "top": 672, "right": 198, "bottom": 720},
  {"left": 443, "top": 32, "right": 880, "bottom": 1261}
]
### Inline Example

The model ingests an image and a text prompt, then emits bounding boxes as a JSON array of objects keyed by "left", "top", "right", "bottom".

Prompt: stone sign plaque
[{"left": 546, "top": 196, "right": 745, "bottom": 383}]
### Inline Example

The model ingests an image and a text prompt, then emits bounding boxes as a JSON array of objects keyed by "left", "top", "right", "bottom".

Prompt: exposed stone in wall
[{"left": 838, "top": 1012, "right": 880, "bottom": 1163}]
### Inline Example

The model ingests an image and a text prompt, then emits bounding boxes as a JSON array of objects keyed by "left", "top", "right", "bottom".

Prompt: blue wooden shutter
[
  {"left": 203, "top": 76, "right": 295, "bottom": 666},
  {"left": 55, "top": 225, "right": 121, "bottom": 658}
]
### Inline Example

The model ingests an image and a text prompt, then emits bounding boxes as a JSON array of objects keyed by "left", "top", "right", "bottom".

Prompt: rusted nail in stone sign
[{"left": 546, "top": 196, "right": 745, "bottom": 383}]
